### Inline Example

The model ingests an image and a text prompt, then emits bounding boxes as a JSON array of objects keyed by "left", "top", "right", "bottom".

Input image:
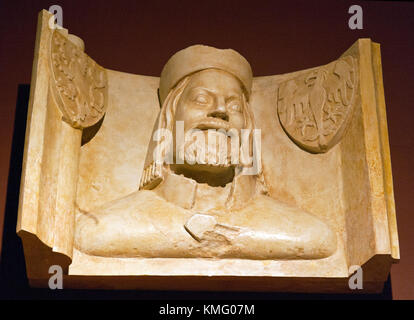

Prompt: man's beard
[{"left": 180, "top": 129, "right": 237, "bottom": 168}]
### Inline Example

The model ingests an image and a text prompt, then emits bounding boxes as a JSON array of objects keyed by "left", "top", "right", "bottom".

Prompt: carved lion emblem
[{"left": 277, "top": 56, "right": 357, "bottom": 153}]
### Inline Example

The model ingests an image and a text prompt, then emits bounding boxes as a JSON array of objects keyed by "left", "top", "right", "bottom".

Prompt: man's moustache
[{"left": 193, "top": 118, "right": 231, "bottom": 131}]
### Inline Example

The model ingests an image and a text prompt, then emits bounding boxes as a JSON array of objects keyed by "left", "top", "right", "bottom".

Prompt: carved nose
[
  {"left": 208, "top": 103, "right": 229, "bottom": 121},
  {"left": 208, "top": 110, "right": 229, "bottom": 122}
]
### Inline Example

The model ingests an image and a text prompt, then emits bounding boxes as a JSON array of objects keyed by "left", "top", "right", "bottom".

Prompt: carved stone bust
[
  {"left": 74, "top": 46, "right": 337, "bottom": 259},
  {"left": 17, "top": 10, "right": 399, "bottom": 292}
]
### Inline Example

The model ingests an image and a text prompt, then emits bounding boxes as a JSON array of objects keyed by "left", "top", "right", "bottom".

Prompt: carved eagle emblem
[
  {"left": 277, "top": 56, "right": 357, "bottom": 153},
  {"left": 50, "top": 30, "right": 107, "bottom": 128}
]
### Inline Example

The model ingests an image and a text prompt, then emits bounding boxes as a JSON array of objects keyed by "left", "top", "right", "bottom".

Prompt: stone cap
[{"left": 159, "top": 45, "right": 253, "bottom": 104}]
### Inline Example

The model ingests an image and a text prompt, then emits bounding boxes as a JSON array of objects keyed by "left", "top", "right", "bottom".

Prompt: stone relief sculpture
[
  {"left": 50, "top": 30, "right": 107, "bottom": 128},
  {"left": 17, "top": 11, "right": 399, "bottom": 292},
  {"left": 74, "top": 46, "right": 337, "bottom": 259},
  {"left": 277, "top": 56, "right": 357, "bottom": 153}
]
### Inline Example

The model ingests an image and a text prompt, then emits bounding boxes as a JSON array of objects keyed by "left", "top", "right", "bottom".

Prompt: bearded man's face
[
  {"left": 174, "top": 69, "right": 246, "bottom": 132},
  {"left": 172, "top": 69, "right": 247, "bottom": 170}
]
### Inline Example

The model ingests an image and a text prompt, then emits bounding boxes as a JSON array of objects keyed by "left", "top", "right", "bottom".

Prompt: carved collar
[{"left": 154, "top": 170, "right": 258, "bottom": 214}]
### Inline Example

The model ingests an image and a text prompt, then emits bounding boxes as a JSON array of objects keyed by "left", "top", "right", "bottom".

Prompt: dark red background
[{"left": 0, "top": 0, "right": 413, "bottom": 299}]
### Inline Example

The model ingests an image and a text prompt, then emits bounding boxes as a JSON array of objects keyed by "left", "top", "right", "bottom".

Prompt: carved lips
[{"left": 194, "top": 118, "right": 231, "bottom": 131}]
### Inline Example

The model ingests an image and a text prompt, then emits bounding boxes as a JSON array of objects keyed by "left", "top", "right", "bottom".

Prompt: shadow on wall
[{"left": 0, "top": 84, "right": 393, "bottom": 300}]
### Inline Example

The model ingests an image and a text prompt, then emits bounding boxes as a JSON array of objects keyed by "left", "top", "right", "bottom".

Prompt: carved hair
[{"left": 139, "top": 70, "right": 265, "bottom": 191}]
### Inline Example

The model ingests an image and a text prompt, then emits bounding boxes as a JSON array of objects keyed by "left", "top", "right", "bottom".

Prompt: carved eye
[
  {"left": 228, "top": 101, "right": 242, "bottom": 112},
  {"left": 194, "top": 94, "right": 210, "bottom": 105}
]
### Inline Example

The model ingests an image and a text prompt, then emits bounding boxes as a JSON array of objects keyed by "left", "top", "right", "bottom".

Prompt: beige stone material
[
  {"left": 17, "top": 10, "right": 399, "bottom": 292},
  {"left": 159, "top": 45, "right": 252, "bottom": 104}
]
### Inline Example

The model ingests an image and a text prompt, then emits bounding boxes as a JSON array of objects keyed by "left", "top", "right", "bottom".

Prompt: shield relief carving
[{"left": 277, "top": 56, "right": 357, "bottom": 153}]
